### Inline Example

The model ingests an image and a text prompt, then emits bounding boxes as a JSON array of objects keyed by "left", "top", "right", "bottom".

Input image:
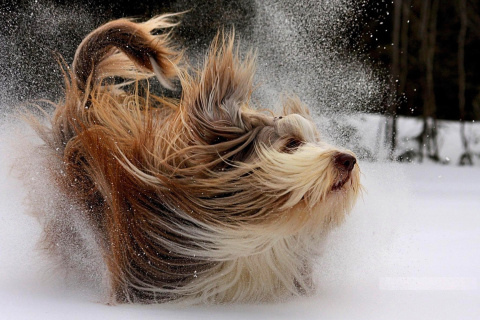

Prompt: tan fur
[{"left": 26, "top": 14, "right": 361, "bottom": 304}]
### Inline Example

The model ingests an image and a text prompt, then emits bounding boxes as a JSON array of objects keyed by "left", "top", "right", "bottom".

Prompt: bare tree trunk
[
  {"left": 418, "top": 0, "right": 440, "bottom": 162},
  {"left": 417, "top": 0, "right": 430, "bottom": 162},
  {"left": 427, "top": 0, "right": 440, "bottom": 160},
  {"left": 458, "top": 0, "right": 473, "bottom": 165},
  {"left": 386, "top": 0, "right": 403, "bottom": 160},
  {"left": 393, "top": 0, "right": 412, "bottom": 163},
  {"left": 399, "top": 0, "right": 411, "bottom": 95}
]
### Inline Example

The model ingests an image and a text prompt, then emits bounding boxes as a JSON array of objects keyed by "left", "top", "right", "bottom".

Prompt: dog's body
[{"left": 27, "top": 15, "right": 361, "bottom": 304}]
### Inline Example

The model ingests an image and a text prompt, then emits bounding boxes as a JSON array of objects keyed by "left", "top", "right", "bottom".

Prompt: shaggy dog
[{"left": 27, "top": 14, "right": 361, "bottom": 304}]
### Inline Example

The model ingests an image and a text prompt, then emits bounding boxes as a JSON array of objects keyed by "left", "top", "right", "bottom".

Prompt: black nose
[{"left": 334, "top": 153, "right": 356, "bottom": 172}]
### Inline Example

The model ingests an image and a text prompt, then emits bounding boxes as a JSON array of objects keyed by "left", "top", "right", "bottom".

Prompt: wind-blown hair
[{"left": 26, "top": 14, "right": 361, "bottom": 304}]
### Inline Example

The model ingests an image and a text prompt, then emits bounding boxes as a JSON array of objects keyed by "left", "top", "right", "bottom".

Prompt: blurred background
[{"left": 1, "top": 0, "right": 479, "bottom": 165}]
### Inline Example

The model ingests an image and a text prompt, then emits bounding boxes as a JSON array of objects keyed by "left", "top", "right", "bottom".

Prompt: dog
[{"left": 26, "top": 14, "right": 361, "bottom": 304}]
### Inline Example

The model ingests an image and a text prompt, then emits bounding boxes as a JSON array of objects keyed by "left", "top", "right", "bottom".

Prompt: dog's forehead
[{"left": 274, "top": 113, "right": 318, "bottom": 142}]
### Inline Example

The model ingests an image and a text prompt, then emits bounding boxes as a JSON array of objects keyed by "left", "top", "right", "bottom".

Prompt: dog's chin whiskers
[{"left": 331, "top": 174, "right": 350, "bottom": 191}]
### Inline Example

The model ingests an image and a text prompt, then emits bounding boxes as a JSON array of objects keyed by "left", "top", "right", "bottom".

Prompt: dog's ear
[
  {"left": 281, "top": 95, "right": 312, "bottom": 119},
  {"left": 183, "top": 34, "right": 271, "bottom": 136}
]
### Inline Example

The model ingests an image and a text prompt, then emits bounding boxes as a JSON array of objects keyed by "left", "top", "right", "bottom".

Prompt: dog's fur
[{"left": 26, "top": 14, "right": 361, "bottom": 304}]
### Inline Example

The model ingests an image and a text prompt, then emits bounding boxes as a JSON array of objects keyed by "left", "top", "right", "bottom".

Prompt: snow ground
[{"left": 0, "top": 121, "right": 479, "bottom": 320}]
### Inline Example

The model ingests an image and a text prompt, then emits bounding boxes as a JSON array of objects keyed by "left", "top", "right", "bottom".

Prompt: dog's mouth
[{"left": 331, "top": 173, "right": 351, "bottom": 191}]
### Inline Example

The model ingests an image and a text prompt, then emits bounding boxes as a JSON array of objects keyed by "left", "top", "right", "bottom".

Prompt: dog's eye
[{"left": 281, "top": 139, "right": 303, "bottom": 153}]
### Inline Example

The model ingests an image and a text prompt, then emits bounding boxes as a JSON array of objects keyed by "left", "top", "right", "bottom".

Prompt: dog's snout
[{"left": 334, "top": 153, "right": 356, "bottom": 172}]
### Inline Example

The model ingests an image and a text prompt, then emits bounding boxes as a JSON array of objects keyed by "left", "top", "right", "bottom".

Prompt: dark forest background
[
  {"left": 354, "top": 0, "right": 480, "bottom": 163},
  {"left": 1, "top": 0, "right": 479, "bottom": 162}
]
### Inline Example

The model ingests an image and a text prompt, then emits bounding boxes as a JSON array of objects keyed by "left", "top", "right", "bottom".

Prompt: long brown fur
[{"left": 26, "top": 14, "right": 361, "bottom": 304}]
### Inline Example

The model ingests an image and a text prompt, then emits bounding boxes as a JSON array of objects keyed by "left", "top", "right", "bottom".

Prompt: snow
[{"left": 0, "top": 119, "right": 479, "bottom": 319}]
